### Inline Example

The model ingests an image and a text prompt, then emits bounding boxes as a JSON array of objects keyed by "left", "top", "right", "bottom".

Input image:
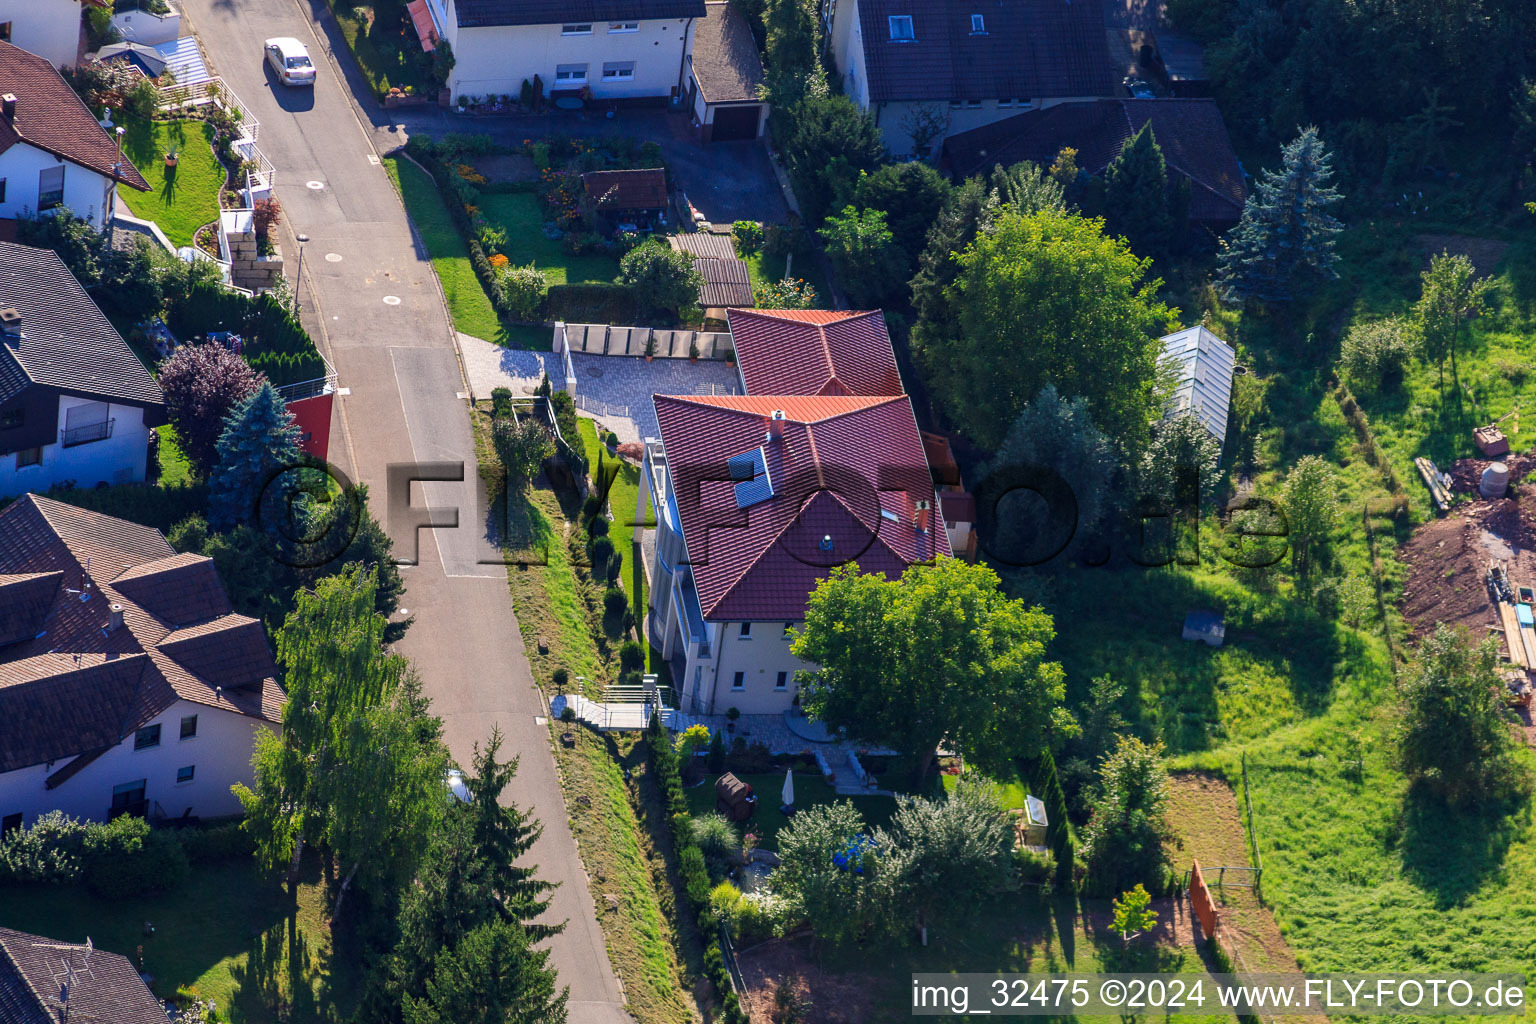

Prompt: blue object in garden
[{"left": 832, "top": 833, "right": 876, "bottom": 874}]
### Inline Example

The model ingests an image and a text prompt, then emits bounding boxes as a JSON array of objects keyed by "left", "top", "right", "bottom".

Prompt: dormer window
[
  {"left": 970, "top": 13, "right": 985, "bottom": 32},
  {"left": 888, "top": 15, "right": 914, "bottom": 40}
]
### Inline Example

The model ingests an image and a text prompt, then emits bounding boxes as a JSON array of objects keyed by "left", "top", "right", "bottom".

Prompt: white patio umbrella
[{"left": 781, "top": 768, "right": 795, "bottom": 809}]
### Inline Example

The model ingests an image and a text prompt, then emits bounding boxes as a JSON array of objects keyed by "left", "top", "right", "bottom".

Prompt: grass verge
[{"left": 384, "top": 154, "right": 503, "bottom": 341}]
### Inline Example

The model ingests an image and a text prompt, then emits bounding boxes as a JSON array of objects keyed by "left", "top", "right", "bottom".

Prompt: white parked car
[{"left": 265, "top": 37, "right": 316, "bottom": 86}]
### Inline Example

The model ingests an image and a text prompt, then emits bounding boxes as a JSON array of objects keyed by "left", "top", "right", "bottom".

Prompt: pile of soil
[
  {"left": 1445, "top": 452, "right": 1536, "bottom": 494},
  {"left": 1400, "top": 494, "right": 1536, "bottom": 637}
]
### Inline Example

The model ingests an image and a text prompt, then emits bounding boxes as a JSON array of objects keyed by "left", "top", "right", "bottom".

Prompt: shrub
[
  {"left": 1341, "top": 316, "right": 1416, "bottom": 394},
  {"left": 590, "top": 534, "right": 615, "bottom": 573},
  {"left": 731, "top": 220, "right": 765, "bottom": 256},
  {"left": 606, "top": 551, "right": 623, "bottom": 584},
  {"left": 618, "top": 240, "right": 704, "bottom": 319},
  {"left": 0, "top": 811, "right": 89, "bottom": 884},
  {"left": 706, "top": 879, "right": 746, "bottom": 932},
  {"left": 252, "top": 197, "right": 283, "bottom": 240},
  {"left": 499, "top": 263, "right": 547, "bottom": 320},
  {"left": 729, "top": 740, "right": 774, "bottom": 774},
  {"left": 588, "top": 515, "right": 610, "bottom": 538},
  {"left": 82, "top": 816, "right": 191, "bottom": 899},
  {"left": 753, "top": 277, "right": 819, "bottom": 310},
  {"left": 493, "top": 417, "right": 555, "bottom": 483},
  {"left": 692, "top": 814, "right": 739, "bottom": 856},
  {"left": 178, "top": 822, "right": 256, "bottom": 864},
  {"left": 679, "top": 843, "right": 711, "bottom": 906},
  {"left": 552, "top": 666, "right": 570, "bottom": 688},
  {"left": 490, "top": 386, "right": 514, "bottom": 418},
  {"left": 620, "top": 640, "right": 645, "bottom": 672},
  {"left": 603, "top": 586, "right": 628, "bottom": 618},
  {"left": 158, "top": 343, "right": 266, "bottom": 476},
  {"left": 582, "top": 493, "right": 603, "bottom": 519}
]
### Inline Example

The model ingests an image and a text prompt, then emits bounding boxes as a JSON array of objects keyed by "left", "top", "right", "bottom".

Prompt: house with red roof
[
  {"left": 0, "top": 494, "right": 284, "bottom": 834},
  {"left": 0, "top": 41, "right": 150, "bottom": 233},
  {"left": 637, "top": 307, "right": 968, "bottom": 715}
]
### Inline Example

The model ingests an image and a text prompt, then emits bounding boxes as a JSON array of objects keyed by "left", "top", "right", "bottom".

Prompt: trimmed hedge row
[
  {"left": 166, "top": 281, "right": 326, "bottom": 386},
  {"left": 1020, "top": 749, "right": 1076, "bottom": 892},
  {"left": 0, "top": 814, "right": 255, "bottom": 899},
  {"left": 646, "top": 715, "right": 748, "bottom": 1024}
]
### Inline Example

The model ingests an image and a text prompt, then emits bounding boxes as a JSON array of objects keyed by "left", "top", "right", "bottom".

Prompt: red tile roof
[
  {"left": 582, "top": 168, "right": 668, "bottom": 211},
  {"left": 726, "top": 308, "right": 903, "bottom": 397},
  {"left": 654, "top": 394, "right": 948, "bottom": 621},
  {"left": 0, "top": 41, "right": 151, "bottom": 191},
  {"left": 0, "top": 494, "right": 283, "bottom": 774},
  {"left": 942, "top": 98, "right": 1247, "bottom": 224}
]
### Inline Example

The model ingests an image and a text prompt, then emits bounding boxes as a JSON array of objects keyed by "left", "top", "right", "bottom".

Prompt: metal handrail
[{"left": 60, "top": 419, "right": 114, "bottom": 447}]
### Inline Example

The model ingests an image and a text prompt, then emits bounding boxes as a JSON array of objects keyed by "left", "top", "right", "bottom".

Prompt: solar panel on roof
[{"left": 729, "top": 447, "right": 774, "bottom": 508}]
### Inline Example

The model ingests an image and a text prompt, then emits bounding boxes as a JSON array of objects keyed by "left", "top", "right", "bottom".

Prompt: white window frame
[
  {"left": 888, "top": 14, "right": 914, "bottom": 40},
  {"left": 775, "top": 671, "right": 788, "bottom": 690},
  {"left": 561, "top": 23, "right": 593, "bottom": 35},
  {"left": 555, "top": 63, "right": 589, "bottom": 85},
  {"left": 602, "top": 61, "right": 636, "bottom": 82},
  {"left": 608, "top": 21, "right": 638, "bottom": 32}
]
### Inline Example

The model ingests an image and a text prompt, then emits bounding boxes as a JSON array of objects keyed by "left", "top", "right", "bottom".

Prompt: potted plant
[
  {"left": 723, "top": 349, "right": 735, "bottom": 369},
  {"left": 688, "top": 340, "right": 700, "bottom": 364},
  {"left": 644, "top": 335, "right": 656, "bottom": 362},
  {"left": 726, "top": 706, "right": 740, "bottom": 733},
  {"left": 164, "top": 144, "right": 180, "bottom": 168}
]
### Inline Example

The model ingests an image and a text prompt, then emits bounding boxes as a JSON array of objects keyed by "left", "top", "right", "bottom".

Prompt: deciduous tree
[
  {"left": 1281, "top": 454, "right": 1338, "bottom": 580},
  {"left": 1080, "top": 735, "right": 1174, "bottom": 895},
  {"left": 774, "top": 801, "right": 880, "bottom": 948},
  {"left": 1413, "top": 252, "right": 1491, "bottom": 403},
  {"left": 159, "top": 343, "right": 265, "bottom": 476},
  {"left": 1398, "top": 623, "right": 1528, "bottom": 806},
  {"left": 927, "top": 208, "right": 1177, "bottom": 450},
  {"left": 779, "top": 95, "right": 885, "bottom": 226},
  {"left": 851, "top": 162, "right": 951, "bottom": 265},
  {"left": 792, "top": 560, "right": 1073, "bottom": 786},
  {"left": 819, "top": 205, "right": 908, "bottom": 308},
  {"left": 493, "top": 418, "right": 554, "bottom": 486},
  {"left": 618, "top": 240, "right": 704, "bottom": 318}
]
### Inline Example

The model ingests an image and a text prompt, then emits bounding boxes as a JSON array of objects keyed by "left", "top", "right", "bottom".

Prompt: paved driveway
[{"left": 177, "top": 1, "right": 632, "bottom": 1019}]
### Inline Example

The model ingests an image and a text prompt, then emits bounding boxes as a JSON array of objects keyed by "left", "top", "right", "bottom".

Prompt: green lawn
[
  {"left": 479, "top": 192, "right": 620, "bottom": 286},
  {"left": 331, "top": 0, "right": 430, "bottom": 99},
  {"left": 385, "top": 155, "right": 503, "bottom": 341},
  {"left": 118, "top": 118, "right": 223, "bottom": 247},
  {"left": 685, "top": 771, "right": 897, "bottom": 851},
  {"left": 941, "top": 765, "right": 1031, "bottom": 809},
  {"left": 578, "top": 419, "right": 653, "bottom": 631},
  {"left": 0, "top": 858, "right": 355, "bottom": 1022},
  {"left": 156, "top": 424, "right": 194, "bottom": 487}
]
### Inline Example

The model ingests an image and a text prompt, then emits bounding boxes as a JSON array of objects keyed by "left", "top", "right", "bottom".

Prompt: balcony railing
[{"left": 60, "top": 418, "right": 114, "bottom": 448}]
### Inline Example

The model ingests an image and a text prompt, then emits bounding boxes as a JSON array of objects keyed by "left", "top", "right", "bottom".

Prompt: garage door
[{"left": 711, "top": 104, "right": 761, "bottom": 142}]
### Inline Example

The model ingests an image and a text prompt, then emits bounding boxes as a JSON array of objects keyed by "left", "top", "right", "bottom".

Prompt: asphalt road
[{"left": 175, "top": 1, "right": 632, "bottom": 1019}]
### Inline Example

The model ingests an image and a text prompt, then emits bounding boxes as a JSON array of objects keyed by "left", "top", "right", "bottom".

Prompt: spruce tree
[
  {"left": 207, "top": 381, "right": 302, "bottom": 529},
  {"left": 1104, "top": 124, "right": 1175, "bottom": 261},
  {"left": 1217, "top": 126, "right": 1343, "bottom": 305}
]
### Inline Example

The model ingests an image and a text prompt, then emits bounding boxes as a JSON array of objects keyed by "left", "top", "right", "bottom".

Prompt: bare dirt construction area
[
  {"left": 1400, "top": 487, "right": 1536, "bottom": 639},
  {"left": 1167, "top": 774, "right": 1311, "bottom": 979},
  {"left": 1416, "top": 234, "right": 1511, "bottom": 276}
]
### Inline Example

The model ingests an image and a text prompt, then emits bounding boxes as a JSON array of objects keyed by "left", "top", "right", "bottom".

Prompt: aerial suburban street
[{"left": 176, "top": 0, "right": 632, "bottom": 1018}]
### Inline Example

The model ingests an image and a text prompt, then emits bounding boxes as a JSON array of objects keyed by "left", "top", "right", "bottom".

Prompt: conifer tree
[
  {"left": 207, "top": 381, "right": 302, "bottom": 529},
  {"left": 1104, "top": 124, "right": 1176, "bottom": 260},
  {"left": 1217, "top": 126, "right": 1343, "bottom": 305}
]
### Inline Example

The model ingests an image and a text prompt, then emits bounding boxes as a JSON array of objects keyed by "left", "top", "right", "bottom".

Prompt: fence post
[{"left": 1242, "top": 752, "right": 1264, "bottom": 902}]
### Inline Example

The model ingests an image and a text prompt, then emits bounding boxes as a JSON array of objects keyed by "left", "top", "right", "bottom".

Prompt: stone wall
[{"left": 225, "top": 224, "right": 283, "bottom": 292}]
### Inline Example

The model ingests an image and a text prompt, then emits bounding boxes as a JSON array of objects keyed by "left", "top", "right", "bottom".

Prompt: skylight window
[
  {"left": 970, "top": 13, "right": 985, "bottom": 32},
  {"left": 888, "top": 15, "right": 914, "bottom": 40}
]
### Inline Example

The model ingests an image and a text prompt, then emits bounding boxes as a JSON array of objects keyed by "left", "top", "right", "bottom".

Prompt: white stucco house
[
  {"left": 0, "top": 494, "right": 285, "bottom": 834},
  {"left": 420, "top": 0, "right": 707, "bottom": 106},
  {"left": 821, "top": 0, "right": 1117, "bottom": 157},
  {"left": 0, "top": 40, "right": 150, "bottom": 232},
  {"left": 639, "top": 310, "right": 950, "bottom": 716},
  {"left": 0, "top": 0, "right": 86, "bottom": 71},
  {"left": 0, "top": 242, "right": 166, "bottom": 499}
]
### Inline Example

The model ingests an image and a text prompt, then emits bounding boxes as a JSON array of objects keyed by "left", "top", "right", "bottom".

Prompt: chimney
[
  {"left": 819, "top": 534, "right": 834, "bottom": 552},
  {"left": 0, "top": 307, "right": 21, "bottom": 340},
  {"left": 107, "top": 603, "right": 125, "bottom": 631},
  {"left": 766, "top": 408, "right": 787, "bottom": 442},
  {"left": 914, "top": 499, "right": 932, "bottom": 535},
  {"left": 1, "top": 94, "right": 15, "bottom": 121}
]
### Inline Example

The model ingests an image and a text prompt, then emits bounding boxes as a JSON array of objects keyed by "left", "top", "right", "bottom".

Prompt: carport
[{"left": 686, "top": 2, "right": 768, "bottom": 141}]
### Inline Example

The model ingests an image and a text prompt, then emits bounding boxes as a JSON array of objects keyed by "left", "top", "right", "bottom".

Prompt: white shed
[{"left": 1160, "top": 325, "right": 1235, "bottom": 446}]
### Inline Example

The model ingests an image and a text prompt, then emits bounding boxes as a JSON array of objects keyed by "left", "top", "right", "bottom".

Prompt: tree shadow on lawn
[{"left": 1396, "top": 783, "right": 1531, "bottom": 909}]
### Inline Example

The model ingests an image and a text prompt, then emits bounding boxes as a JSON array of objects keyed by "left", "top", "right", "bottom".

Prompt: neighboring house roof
[
  {"left": 0, "top": 242, "right": 166, "bottom": 411},
  {"left": 653, "top": 393, "right": 948, "bottom": 621},
  {"left": 0, "top": 927, "right": 167, "bottom": 1024},
  {"left": 0, "top": 41, "right": 151, "bottom": 191},
  {"left": 942, "top": 98, "right": 1247, "bottom": 223},
  {"left": 727, "top": 309, "right": 903, "bottom": 397},
  {"left": 692, "top": 257, "right": 753, "bottom": 307},
  {"left": 1160, "top": 324, "right": 1234, "bottom": 442},
  {"left": 854, "top": 0, "right": 1115, "bottom": 105},
  {"left": 0, "top": 494, "right": 284, "bottom": 775},
  {"left": 455, "top": 0, "right": 706, "bottom": 28},
  {"left": 691, "top": 2, "right": 765, "bottom": 104},
  {"left": 582, "top": 168, "right": 668, "bottom": 211}
]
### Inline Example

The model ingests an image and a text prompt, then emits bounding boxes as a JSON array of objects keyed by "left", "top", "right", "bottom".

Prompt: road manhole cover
[
  {"left": 306, "top": 180, "right": 325, "bottom": 190},
  {"left": 586, "top": 366, "right": 603, "bottom": 378},
  {"left": 382, "top": 295, "right": 402, "bottom": 305},
  {"left": 324, "top": 252, "right": 342, "bottom": 262}
]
